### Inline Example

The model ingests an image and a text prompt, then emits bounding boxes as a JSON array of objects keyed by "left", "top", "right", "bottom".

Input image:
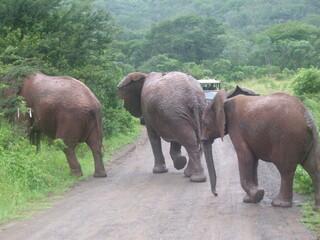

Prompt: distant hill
[{"left": 95, "top": 0, "right": 320, "bottom": 40}]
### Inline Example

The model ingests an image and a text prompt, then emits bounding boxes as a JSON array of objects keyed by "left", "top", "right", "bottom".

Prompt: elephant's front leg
[
  {"left": 237, "top": 149, "right": 264, "bottom": 203},
  {"left": 170, "top": 142, "right": 187, "bottom": 170},
  {"left": 146, "top": 126, "right": 168, "bottom": 173},
  {"left": 63, "top": 146, "right": 83, "bottom": 176}
]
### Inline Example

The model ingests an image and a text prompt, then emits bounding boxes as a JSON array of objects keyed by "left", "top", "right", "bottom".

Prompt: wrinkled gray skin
[
  {"left": 118, "top": 72, "right": 217, "bottom": 194},
  {"left": 202, "top": 88, "right": 320, "bottom": 208},
  {"left": 11, "top": 72, "right": 106, "bottom": 178}
]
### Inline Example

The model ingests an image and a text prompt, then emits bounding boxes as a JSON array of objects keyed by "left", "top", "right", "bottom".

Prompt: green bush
[
  {"left": 294, "top": 165, "right": 313, "bottom": 194},
  {"left": 302, "top": 96, "right": 320, "bottom": 127},
  {"left": 137, "top": 54, "right": 182, "bottom": 73},
  {"left": 292, "top": 68, "right": 320, "bottom": 95},
  {"left": 0, "top": 116, "right": 141, "bottom": 224},
  {"left": 0, "top": 120, "right": 86, "bottom": 223},
  {"left": 181, "top": 62, "right": 213, "bottom": 79},
  {"left": 229, "top": 71, "right": 245, "bottom": 81}
]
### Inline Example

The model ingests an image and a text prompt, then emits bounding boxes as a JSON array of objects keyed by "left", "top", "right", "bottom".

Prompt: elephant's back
[
  {"left": 231, "top": 92, "right": 307, "bottom": 116},
  {"left": 142, "top": 72, "right": 205, "bottom": 143},
  {"left": 24, "top": 73, "right": 101, "bottom": 110},
  {"left": 22, "top": 73, "right": 102, "bottom": 141},
  {"left": 142, "top": 72, "right": 205, "bottom": 109},
  {"left": 229, "top": 93, "right": 314, "bottom": 159}
]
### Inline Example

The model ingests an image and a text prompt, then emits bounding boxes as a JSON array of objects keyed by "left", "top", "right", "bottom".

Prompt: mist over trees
[{"left": 97, "top": 0, "right": 320, "bottom": 80}]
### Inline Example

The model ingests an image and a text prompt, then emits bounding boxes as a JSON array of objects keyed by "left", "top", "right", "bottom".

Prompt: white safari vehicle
[{"left": 197, "top": 79, "right": 221, "bottom": 103}]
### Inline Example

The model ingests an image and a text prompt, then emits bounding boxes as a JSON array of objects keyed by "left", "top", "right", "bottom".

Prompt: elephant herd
[{"left": 5, "top": 71, "right": 320, "bottom": 209}]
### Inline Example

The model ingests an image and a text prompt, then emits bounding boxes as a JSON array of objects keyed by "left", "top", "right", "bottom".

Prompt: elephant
[
  {"left": 118, "top": 71, "right": 217, "bottom": 194},
  {"left": 5, "top": 72, "right": 107, "bottom": 178},
  {"left": 201, "top": 88, "right": 320, "bottom": 208}
]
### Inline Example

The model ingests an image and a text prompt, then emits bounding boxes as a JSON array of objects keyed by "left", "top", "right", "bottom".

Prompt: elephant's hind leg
[
  {"left": 301, "top": 145, "right": 320, "bottom": 209},
  {"left": 63, "top": 146, "right": 83, "bottom": 176},
  {"left": 271, "top": 168, "right": 295, "bottom": 207},
  {"left": 87, "top": 133, "right": 107, "bottom": 178},
  {"left": 185, "top": 148, "right": 206, "bottom": 182},
  {"left": 170, "top": 142, "right": 187, "bottom": 170},
  {"left": 146, "top": 126, "right": 168, "bottom": 173}
]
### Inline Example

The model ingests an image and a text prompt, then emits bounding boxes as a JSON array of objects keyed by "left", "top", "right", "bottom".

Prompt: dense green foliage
[
  {"left": 97, "top": 0, "right": 320, "bottom": 80},
  {"left": 0, "top": 119, "right": 79, "bottom": 223},
  {"left": 292, "top": 68, "right": 320, "bottom": 95},
  {"left": 0, "top": 0, "right": 135, "bottom": 137},
  {"left": 0, "top": 118, "right": 141, "bottom": 224},
  {"left": 292, "top": 68, "right": 320, "bottom": 128}
]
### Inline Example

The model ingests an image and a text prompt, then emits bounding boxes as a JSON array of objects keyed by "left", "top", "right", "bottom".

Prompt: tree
[
  {"left": 137, "top": 54, "right": 181, "bottom": 73},
  {"left": 142, "top": 14, "right": 227, "bottom": 64},
  {"left": 292, "top": 68, "right": 320, "bottom": 95},
  {"left": 0, "top": 0, "right": 62, "bottom": 40},
  {"left": 0, "top": 0, "right": 134, "bottom": 137},
  {"left": 0, "top": 0, "right": 117, "bottom": 70}
]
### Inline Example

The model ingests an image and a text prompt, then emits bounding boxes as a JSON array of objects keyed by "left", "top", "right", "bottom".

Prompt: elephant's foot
[
  {"left": 94, "top": 170, "right": 107, "bottom": 178},
  {"left": 190, "top": 172, "right": 206, "bottom": 182},
  {"left": 153, "top": 164, "right": 168, "bottom": 173},
  {"left": 184, "top": 166, "right": 192, "bottom": 178},
  {"left": 271, "top": 196, "right": 292, "bottom": 207},
  {"left": 173, "top": 156, "right": 187, "bottom": 170},
  {"left": 243, "top": 188, "right": 264, "bottom": 204},
  {"left": 70, "top": 169, "right": 83, "bottom": 177}
]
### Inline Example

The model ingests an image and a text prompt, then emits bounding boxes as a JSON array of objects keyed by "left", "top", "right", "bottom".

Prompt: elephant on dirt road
[
  {"left": 118, "top": 71, "right": 217, "bottom": 194},
  {"left": 201, "top": 88, "right": 320, "bottom": 208},
  {"left": 6, "top": 72, "right": 107, "bottom": 178}
]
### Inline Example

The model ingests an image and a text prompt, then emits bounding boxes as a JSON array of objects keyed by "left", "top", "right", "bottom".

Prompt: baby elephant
[{"left": 202, "top": 88, "right": 320, "bottom": 208}]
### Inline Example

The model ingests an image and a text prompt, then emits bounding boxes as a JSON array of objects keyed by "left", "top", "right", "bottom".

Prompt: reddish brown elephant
[
  {"left": 202, "top": 88, "right": 320, "bottom": 208},
  {"left": 8, "top": 72, "right": 106, "bottom": 177}
]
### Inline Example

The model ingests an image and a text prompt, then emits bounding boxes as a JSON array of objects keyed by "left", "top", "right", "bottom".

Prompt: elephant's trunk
[{"left": 203, "top": 140, "right": 218, "bottom": 196}]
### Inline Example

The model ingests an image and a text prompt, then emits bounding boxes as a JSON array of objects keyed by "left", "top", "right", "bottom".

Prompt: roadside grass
[
  {"left": 299, "top": 197, "right": 320, "bottom": 236},
  {"left": 0, "top": 119, "right": 141, "bottom": 225},
  {"left": 225, "top": 77, "right": 293, "bottom": 95},
  {"left": 228, "top": 76, "right": 320, "bottom": 235}
]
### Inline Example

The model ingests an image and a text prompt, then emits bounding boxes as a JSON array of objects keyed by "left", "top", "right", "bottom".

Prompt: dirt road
[{"left": 0, "top": 127, "right": 316, "bottom": 240}]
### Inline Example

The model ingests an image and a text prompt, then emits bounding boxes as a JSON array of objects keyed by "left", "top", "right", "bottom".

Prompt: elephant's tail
[
  {"left": 88, "top": 107, "right": 104, "bottom": 153},
  {"left": 304, "top": 110, "right": 319, "bottom": 161},
  {"left": 96, "top": 108, "right": 104, "bottom": 152}
]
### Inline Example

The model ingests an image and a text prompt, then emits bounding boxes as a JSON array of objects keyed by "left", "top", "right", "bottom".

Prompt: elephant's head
[
  {"left": 201, "top": 88, "right": 227, "bottom": 142},
  {"left": 117, "top": 72, "right": 147, "bottom": 118},
  {"left": 227, "top": 85, "right": 259, "bottom": 98},
  {"left": 201, "top": 89, "right": 228, "bottom": 197}
]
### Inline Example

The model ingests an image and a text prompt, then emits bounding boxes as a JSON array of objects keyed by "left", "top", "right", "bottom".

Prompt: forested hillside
[
  {"left": 96, "top": 0, "right": 320, "bottom": 39},
  {"left": 96, "top": 0, "right": 320, "bottom": 81}
]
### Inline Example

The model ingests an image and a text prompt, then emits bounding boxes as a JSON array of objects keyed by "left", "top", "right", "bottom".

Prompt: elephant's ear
[
  {"left": 212, "top": 88, "right": 227, "bottom": 140},
  {"left": 227, "top": 85, "right": 259, "bottom": 98},
  {"left": 117, "top": 72, "right": 147, "bottom": 118}
]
